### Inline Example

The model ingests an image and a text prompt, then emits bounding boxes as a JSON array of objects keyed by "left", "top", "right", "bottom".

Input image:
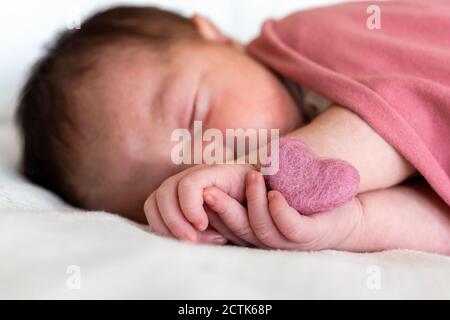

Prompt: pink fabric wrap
[{"left": 248, "top": 0, "right": 450, "bottom": 208}]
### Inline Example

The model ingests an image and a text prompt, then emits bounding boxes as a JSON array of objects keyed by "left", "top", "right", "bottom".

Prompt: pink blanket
[{"left": 247, "top": 0, "right": 450, "bottom": 207}]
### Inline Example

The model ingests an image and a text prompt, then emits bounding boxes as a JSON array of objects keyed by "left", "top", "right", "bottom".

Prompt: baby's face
[{"left": 75, "top": 39, "right": 303, "bottom": 221}]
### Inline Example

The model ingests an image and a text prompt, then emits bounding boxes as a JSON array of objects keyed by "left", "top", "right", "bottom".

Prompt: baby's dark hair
[{"left": 15, "top": 6, "right": 198, "bottom": 208}]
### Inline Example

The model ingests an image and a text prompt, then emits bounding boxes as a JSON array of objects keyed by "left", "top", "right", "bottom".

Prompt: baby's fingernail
[
  {"left": 247, "top": 171, "right": 258, "bottom": 182},
  {"left": 186, "top": 231, "right": 198, "bottom": 242},
  {"left": 212, "top": 236, "right": 227, "bottom": 245},
  {"left": 197, "top": 221, "right": 208, "bottom": 231},
  {"left": 204, "top": 192, "right": 215, "bottom": 205}
]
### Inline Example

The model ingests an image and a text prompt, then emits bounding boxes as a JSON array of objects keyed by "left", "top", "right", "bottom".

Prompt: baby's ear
[{"left": 191, "top": 14, "right": 229, "bottom": 43}]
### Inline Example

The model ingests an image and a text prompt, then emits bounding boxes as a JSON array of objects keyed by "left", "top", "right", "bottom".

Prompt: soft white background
[{"left": 0, "top": 0, "right": 344, "bottom": 120}]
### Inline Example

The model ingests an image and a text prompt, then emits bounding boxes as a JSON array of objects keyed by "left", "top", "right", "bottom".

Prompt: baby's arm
[
  {"left": 286, "top": 105, "right": 415, "bottom": 192},
  {"left": 205, "top": 172, "right": 450, "bottom": 254},
  {"left": 346, "top": 181, "right": 450, "bottom": 254},
  {"left": 269, "top": 179, "right": 450, "bottom": 254}
]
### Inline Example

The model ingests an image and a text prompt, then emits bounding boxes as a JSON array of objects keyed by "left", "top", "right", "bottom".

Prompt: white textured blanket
[{"left": 1, "top": 123, "right": 450, "bottom": 299}]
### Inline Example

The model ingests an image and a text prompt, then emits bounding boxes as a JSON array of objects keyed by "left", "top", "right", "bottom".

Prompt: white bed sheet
[{"left": 1, "top": 123, "right": 450, "bottom": 299}]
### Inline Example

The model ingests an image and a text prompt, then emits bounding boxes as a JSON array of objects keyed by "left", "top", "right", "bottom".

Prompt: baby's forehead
[
  {"left": 67, "top": 38, "right": 179, "bottom": 168},
  {"left": 95, "top": 40, "right": 163, "bottom": 81},
  {"left": 71, "top": 42, "right": 164, "bottom": 126}
]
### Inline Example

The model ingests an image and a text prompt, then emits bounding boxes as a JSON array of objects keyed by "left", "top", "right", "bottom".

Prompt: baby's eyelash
[{"left": 188, "top": 92, "right": 198, "bottom": 131}]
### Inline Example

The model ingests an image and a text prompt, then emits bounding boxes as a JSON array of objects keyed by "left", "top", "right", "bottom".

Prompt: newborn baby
[{"left": 16, "top": 2, "right": 450, "bottom": 254}]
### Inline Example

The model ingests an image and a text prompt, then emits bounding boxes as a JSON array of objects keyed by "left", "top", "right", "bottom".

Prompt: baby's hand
[
  {"left": 144, "top": 163, "right": 253, "bottom": 243},
  {"left": 204, "top": 171, "right": 364, "bottom": 251}
]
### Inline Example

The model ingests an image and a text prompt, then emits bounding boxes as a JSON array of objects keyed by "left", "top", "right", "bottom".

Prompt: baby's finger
[
  {"left": 267, "top": 191, "right": 323, "bottom": 246},
  {"left": 204, "top": 187, "right": 266, "bottom": 248},
  {"left": 205, "top": 207, "right": 249, "bottom": 246},
  {"left": 144, "top": 193, "right": 173, "bottom": 238},
  {"left": 146, "top": 192, "right": 226, "bottom": 245},
  {"left": 177, "top": 171, "right": 211, "bottom": 232},
  {"left": 246, "top": 171, "right": 295, "bottom": 249},
  {"left": 196, "top": 227, "right": 228, "bottom": 245},
  {"left": 156, "top": 180, "right": 198, "bottom": 242}
]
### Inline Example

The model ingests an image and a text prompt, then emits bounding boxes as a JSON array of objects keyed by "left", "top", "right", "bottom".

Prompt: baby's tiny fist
[{"left": 266, "top": 138, "right": 360, "bottom": 215}]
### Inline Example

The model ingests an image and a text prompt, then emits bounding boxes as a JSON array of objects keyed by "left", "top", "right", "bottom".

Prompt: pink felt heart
[{"left": 265, "top": 138, "right": 360, "bottom": 215}]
